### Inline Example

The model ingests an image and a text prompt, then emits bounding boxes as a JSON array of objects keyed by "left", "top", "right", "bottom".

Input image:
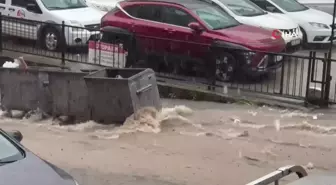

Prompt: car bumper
[
  {"left": 242, "top": 55, "right": 282, "bottom": 77},
  {"left": 282, "top": 34, "right": 303, "bottom": 50},
  {"left": 307, "top": 29, "right": 336, "bottom": 43},
  {"left": 66, "top": 30, "right": 100, "bottom": 46},
  {"left": 283, "top": 42, "right": 302, "bottom": 53}
]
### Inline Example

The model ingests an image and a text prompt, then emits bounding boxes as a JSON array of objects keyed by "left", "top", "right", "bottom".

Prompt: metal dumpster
[
  {"left": 0, "top": 68, "right": 41, "bottom": 111},
  {"left": 43, "top": 71, "right": 89, "bottom": 120},
  {"left": 0, "top": 67, "right": 89, "bottom": 121},
  {"left": 84, "top": 68, "right": 161, "bottom": 123}
]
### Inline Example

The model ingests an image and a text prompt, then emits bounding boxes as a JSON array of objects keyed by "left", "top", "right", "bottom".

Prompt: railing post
[
  {"left": 323, "top": 51, "right": 332, "bottom": 105},
  {"left": 279, "top": 55, "right": 285, "bottom": 95},
  {"left": 304, "top": 51, "right": 313, "bottom": 106},
  {"left": 0, "top": 12, "right": 3, "bottom": 52},
  {"left": 61, "top": 21, "right": 65, "bottom": 67}
]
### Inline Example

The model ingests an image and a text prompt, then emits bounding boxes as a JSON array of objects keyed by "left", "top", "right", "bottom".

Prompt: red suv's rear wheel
[{"left": 215, "top": 52, "right": 237, "bottom": 82}]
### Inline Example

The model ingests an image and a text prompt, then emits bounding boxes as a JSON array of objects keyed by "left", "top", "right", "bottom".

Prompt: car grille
[
  {"left": 279, "top": 27, "right": 299, "bottom": 37},
  {"left": 85, "top": 24, "right": 100, "bottom": 31}
]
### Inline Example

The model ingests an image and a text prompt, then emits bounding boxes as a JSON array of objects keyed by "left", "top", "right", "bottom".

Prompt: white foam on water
[
  {"left": 7, "top": 105, "right": 194, "bottom": 139},
  {"left": 279, "top": 121, "right": 336, "bottom": 135},
  {"left": 98, "top": 105, "right": 194, "bottom": 138},
  {"left": 280, "top": 111, "right": 324, "bottom": 119}
]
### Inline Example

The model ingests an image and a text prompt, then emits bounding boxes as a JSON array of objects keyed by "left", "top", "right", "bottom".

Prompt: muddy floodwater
[{"left": 1, "top": 99, "right": 336, "bottom": 185}]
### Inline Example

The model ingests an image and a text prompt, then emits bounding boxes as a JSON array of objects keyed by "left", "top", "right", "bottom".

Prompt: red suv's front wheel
[{"left": 215, "top": 52, "right": 237, "bottom": 82}]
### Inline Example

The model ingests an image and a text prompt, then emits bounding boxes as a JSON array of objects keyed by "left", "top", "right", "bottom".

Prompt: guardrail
[
  {"left": 0, "top": 14, "right": 335, "bottom": 106},
  {"left": 246, "top": 165, "right": 308, "bottom": 185}
]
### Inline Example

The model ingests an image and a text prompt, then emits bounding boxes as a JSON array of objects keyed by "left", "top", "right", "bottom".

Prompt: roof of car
[{"left": 122, "top": 0, "right": 211, "bottom": 9}]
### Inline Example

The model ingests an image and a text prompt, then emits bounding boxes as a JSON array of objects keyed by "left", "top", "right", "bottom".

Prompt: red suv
[{"left": 100, "top": 0, "right": 286, "bottom": 81}]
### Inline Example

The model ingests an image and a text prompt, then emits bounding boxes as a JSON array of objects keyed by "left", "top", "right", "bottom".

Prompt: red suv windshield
[{"left": 192, "top": 6, "right": 240, "bottom": 30}]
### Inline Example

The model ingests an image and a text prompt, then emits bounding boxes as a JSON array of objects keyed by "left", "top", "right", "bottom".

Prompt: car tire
[
  {"left": 300, "top": 27, "right": 313, "bottom": 49},
  {"left": 42, "top": 27, "right": 64, "bottom": 51},
  {"left": 215, "top": 52, "right": 237, "bottom": 82}
]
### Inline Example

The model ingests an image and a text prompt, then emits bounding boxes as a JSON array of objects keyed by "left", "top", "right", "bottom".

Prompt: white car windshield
[
  {"left": 0, "top": 132, "right": 22, "bottom": 163},
  {"left": 193, "top": 6, "right": 240, "bottom": 30},
  {"left": 270, "top": 0, "right": 308, "bottom": 12},
  {"left": 219, "top": 0, "right": 267, "bottom": 16},
  {"left": 41, "top": 0, "right": 87, "bottom": 10}
]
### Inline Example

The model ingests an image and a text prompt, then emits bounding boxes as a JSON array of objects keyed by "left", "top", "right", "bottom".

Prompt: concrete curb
[{"left": 157, "top": 82, "right": 314, "bottom": 111}]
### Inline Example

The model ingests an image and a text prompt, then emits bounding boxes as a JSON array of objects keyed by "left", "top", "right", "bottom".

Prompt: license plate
[{"left": 291, "top": 39, "right": 301, "bottom": 46}]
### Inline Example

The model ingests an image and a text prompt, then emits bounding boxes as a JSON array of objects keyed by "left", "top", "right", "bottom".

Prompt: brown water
[{"left": 0, "top": 99, "right": 335, "bottom": 185}]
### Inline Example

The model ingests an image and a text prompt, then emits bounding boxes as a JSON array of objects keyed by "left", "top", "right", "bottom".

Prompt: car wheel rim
[
  {"left": 45, "top": 33, "right": 58, "bottom": 51},
  {"left": 215, "top": 56, "right": 234, "bottom": 82}
]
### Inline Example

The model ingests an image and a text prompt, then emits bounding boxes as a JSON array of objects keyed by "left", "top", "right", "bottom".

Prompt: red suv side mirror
[{"left": 188, "top": 22, "right": 203, "bottom": 32}]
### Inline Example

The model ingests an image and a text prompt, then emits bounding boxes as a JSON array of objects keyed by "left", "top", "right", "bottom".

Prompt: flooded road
[{"left": 1, "top": 99, "right": 335, "bottom": 185}]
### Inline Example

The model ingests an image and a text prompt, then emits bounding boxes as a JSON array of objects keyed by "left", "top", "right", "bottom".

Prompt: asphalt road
[{"left": 3, "top": 38, "right": 336, "bottom": 102}]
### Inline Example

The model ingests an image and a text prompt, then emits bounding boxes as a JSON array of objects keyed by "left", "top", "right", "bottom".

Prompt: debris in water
[
  {"left": 24, "top": 108, "right": 49, "bottom": 122},
  {"left": 230, "top": 117, "right": 241, "bottom": 124},
  {"left": 243, "top": 156, "right": 260, "bottom": 162},
  {"left": 228, "top": 130, "right": 249, "bottom": 138},
  {"left": 248, "top": 110, "right": 257, "bottom": 116},
  {"left": 238, "top": 130, "right": 249, "bottom": 137},
  {"left": 305, "top": 162, "right": 314, "bottom": 170}
]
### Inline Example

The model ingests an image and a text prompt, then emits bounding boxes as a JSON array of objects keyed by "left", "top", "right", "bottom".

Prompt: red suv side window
[
  {"left": 124, "top": 5, "right": 163, "bottom": 22},
  {"left": 161, "top": 6, "right": 197, "bottom": 27}
]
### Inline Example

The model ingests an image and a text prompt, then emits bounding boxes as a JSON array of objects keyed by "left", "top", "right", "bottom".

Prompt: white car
[
  {"left": 200, "top": 0, "right": 303, "bottom": 49},
  {"left": 0, "top": 0, "right": 105, "bottom": 51},
  {"left": 249, "top": 0, "right": 336, "bottom": 45},
  {"left": 84, "top": 0, "right": 120, "bottom": 12},
  {"left": 298, "top": 0, "right": 334, "bottom": 15}
]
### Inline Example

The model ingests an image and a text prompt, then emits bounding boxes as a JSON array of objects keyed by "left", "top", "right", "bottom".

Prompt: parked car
[
  {"left": 297, "top": 0, "right": 334, "bottom": 15},
  {"left": 248, "top": 0, "right": 336, "bottom": 46},
  {"left": 246, "top": 165, "right": 336, "bottom": 185},
  {"left": 84, "top": 0, "right": 120, "bottom": 12},
  {"left": 0, "top": 129, "right": 79, "bottom": 185},
  {"left": 198, "top": 0, "right": 302, "bottom": 51},
  {"left": 100, "top": 0, "right": 286, "bottom": 81},
  {"left": 0, "top": 0, "right": 105, "bottom": 51}
]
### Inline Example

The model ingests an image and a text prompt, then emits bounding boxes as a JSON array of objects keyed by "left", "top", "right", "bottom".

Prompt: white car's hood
[
  {"left": 86, "top": 0, "right": 120, "bottom": 11},
  {"left": 51, "top": 7, "right": 105, "bottom": 25},
  {"left": 298, "top": 0, "right": 333, "bottom": 4},
  {"left": 287, "top": 8, "right": 334, "bottom": 25},
  {"left": 236, "top": 12, "right": 298, "bottom": 29}
]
